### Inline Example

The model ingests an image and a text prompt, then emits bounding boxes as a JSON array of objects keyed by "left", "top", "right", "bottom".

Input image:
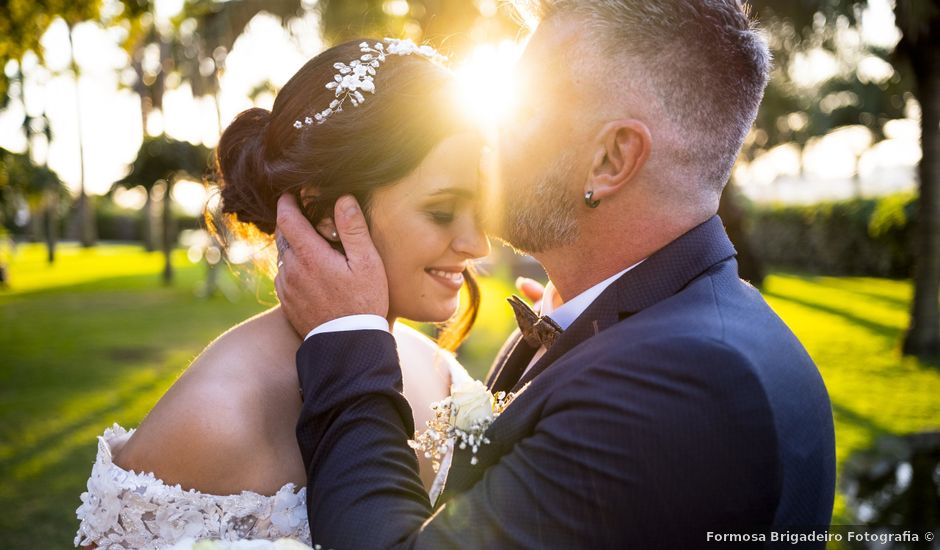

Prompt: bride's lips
[{"left": 425, "top": 267, "right": 465, "bottom": 291}]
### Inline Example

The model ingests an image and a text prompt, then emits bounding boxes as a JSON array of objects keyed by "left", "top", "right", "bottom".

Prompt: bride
[{"left": 75, "top": 38, "right": 490, "bottom": 549}]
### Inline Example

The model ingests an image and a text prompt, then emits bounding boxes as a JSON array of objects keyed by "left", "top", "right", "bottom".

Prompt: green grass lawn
[{"left": 1, "top": 243, "right": 938, "bottom": 548}]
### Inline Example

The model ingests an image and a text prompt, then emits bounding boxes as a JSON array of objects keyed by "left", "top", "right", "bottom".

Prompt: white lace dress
[
  {"left": 74, "top": 424, "right": 310, "bottom": 549},
  {"left": 75, "top": 328, "right": 472, "bottom": 549}
]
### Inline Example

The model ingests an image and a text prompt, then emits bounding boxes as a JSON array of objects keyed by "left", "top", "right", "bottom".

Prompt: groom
[{"left": 275, "top": 1, "right": 835, "bottom": 548}]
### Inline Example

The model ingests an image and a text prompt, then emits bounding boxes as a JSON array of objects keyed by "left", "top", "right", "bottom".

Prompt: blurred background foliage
[{"left": 1, "top": 0, "right": 939, "bottom": 547}]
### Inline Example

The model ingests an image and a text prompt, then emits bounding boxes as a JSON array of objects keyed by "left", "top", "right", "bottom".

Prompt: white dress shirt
[
  {"left": 521, "top": 259, "right": 645, "bottom": 376},
  {"left": 305, "top": 314, "right": 390, "bottom": 340}
]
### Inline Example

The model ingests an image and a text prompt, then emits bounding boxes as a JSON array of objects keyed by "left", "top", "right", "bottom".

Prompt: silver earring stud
[
  {"left": 330, "top": 230, "right": 338, "bottom": 240},
  {"left": 585, "top": 190, "right": 601, "bottom": 208}
]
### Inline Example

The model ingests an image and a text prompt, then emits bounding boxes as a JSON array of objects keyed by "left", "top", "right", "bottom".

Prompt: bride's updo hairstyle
[{"left": 212, "top": 38, "right": 480, "bottom": 350}]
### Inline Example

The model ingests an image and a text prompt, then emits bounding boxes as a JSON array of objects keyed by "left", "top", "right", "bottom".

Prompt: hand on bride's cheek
[{"left": 368, "top": 132, "right": 491, "bottom": 325}]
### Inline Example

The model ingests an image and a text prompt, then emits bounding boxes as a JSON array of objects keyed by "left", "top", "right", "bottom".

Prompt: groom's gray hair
[{"left": 514, "top": 0, "right": 770, "bottom": 197}]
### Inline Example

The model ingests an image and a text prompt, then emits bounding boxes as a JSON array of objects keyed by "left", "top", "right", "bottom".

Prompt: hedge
[{"left": 748, "top": 193, "right": 917, "bottom": 278}]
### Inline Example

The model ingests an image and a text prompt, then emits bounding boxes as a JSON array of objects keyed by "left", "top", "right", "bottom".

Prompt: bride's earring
[
  {"left": 316, "top": 218, "right": 340, "bottom": 241},
  {"left": 584, "top": 190, "right": 601, "bottom": 208}
]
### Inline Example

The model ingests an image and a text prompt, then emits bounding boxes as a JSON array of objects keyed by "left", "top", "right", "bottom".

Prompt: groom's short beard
[{"left": 497, "top": 152, "right": 579, "bottom": 254}]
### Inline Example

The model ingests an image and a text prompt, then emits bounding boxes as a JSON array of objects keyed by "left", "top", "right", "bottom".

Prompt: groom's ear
[{"left": 586, "top": 119, "right": 651, "bottom": 200}]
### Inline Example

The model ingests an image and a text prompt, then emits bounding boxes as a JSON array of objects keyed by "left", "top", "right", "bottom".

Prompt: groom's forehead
[{"left": 519, "top": 16, "right": 583, "bottom": 88}]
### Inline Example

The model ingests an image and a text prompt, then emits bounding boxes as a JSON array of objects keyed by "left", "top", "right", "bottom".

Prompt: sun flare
[{"left": 454, "top": 41, "right": 523, "bottom": 130}]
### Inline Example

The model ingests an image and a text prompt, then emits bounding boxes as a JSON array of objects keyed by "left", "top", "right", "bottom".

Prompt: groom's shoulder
[
  {"left": 625, "top": 263, "right": 802, "bottom": 350},
  {"left": 579, "top": 264, "right": 816, "bottom": 388}
]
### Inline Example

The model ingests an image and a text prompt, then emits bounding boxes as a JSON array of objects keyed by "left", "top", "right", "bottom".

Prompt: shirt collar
[{"left": 540, "top": 259, "right": 646, "bottom": 330}]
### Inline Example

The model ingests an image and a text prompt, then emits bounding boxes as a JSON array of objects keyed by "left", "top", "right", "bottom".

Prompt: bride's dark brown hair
[{"left": 211, "top": 38, "right": 480, "bottom": 351}]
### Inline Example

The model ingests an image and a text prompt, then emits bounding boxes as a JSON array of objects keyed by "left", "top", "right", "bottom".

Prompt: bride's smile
[
  {"left": 426, "top": 267, "right": 466, "bottom": 290},
  {"left": 368, "top": 132, "right": 490, "bottom": 325}
]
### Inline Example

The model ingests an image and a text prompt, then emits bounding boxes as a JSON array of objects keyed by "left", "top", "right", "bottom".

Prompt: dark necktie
[{"left": 507, "top": 295, "right": 563, "bottom": 350}]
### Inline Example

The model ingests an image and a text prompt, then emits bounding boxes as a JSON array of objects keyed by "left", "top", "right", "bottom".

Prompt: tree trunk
[
  {"left": 45, "top": 193, "right": 57, "bottom": 264},
  {"left": 903, "top": 33, "right": 940, "bottom": 358},
  {"left": 68, "top": 25, "right": 96, "bottom": 248},
  {"left": 162, "top": 179, "right": 174, "bottom": 284},
  {"left": 142, "top": 189, "right": 155, "bottom": 251},
  {"left": 205, "top": 259, "right": 219, "bottom": 297},
  {"left": 29, "top": 205, "right": 42, "bottom": 242},
  {"left": 852, "top": 152, "right": 864, "bottom": 198}
]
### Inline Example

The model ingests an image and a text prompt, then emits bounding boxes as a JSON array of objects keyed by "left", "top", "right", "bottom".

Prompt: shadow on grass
[
  {"left": 0, "top": 435, "right": 115, "bottom": 548},
  {"left": 0, "top": 269, "right": 261, "bottom": 303},
  {"left": 763, "top": 289, "right": 902, "bottom": 341},
  {"left": 0, "top": 367, "right": 170, "bottom": 479},
  {"left": 830, "top": 401, "right": 893, "bottom": 442},
  {"left": 804, "top": 281, "right": 910, "bottom": 312}
]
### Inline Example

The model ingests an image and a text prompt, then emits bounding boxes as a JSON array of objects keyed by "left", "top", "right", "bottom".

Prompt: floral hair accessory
[{"left": 293, "top": 38, "right": 447, "bottom": 129}]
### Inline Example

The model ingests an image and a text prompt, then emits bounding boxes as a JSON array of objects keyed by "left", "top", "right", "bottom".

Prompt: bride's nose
[{"left": 452, "top": 218, "right": 491, "bottom": 259}]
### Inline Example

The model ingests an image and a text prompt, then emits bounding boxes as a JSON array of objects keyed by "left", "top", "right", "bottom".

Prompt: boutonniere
[{"left": 409, "top": 380, "right": 522, "bottom": 470}]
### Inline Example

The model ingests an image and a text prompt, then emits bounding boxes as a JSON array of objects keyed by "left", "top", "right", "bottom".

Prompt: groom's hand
[
  {"left": 516, "top": 277, "right": 545, "bottom": 306},
  {"left": 275, "top": 193, "right": 389, "bottom": 337}
]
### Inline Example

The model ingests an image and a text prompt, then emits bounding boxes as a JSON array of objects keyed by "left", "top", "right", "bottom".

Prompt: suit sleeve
[{"left": 296, "top": 330, "right": 780, "bottom": 549}]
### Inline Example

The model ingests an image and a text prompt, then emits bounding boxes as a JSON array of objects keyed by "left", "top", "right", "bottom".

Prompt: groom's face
[{"left": 490, "top": 17, "right": 593, "bottom": 254}]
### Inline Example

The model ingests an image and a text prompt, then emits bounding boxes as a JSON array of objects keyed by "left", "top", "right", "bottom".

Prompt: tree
[
  {"left": 2, "top": 0, "right": 153, "bottom": 249},
  {"left": 895, "top": 1, "right": 940, "bottom": 357},
  {"left": 750, "top": 0, "right": 940, "bottom": 357},
  {"left": 114, "top": 0, "right": 303, "bottom": 250},
  {"left": 0, "top": 148, "right": 69, "bottom": 263},
  {"left": 117, "top": 135, "right": 211, "bottom": 283},
  {"left": 316, "top": 0, "right": 517, "bottom": 51}
]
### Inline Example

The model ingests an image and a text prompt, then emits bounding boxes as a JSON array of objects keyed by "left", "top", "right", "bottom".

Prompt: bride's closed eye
[
  {"left": 423, "top": 188, "right": 476, "bottom": 226},
  {"left": 428, "top": 210, "right": 456, "bottom": 225}
]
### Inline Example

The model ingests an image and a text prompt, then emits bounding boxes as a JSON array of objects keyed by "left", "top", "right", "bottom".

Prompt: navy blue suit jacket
[{"left": 295, "top": 216, "right": 836, "bottom": 549}]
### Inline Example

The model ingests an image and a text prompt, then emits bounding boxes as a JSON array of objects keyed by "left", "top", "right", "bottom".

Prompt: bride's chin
[{"left": 403, "top": 302, "right": 460, "bottom": 325}]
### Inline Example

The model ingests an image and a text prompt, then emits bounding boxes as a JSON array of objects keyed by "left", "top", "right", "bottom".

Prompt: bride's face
[{"left": 368, "top": 132, "right": 491, "bottom": 323}]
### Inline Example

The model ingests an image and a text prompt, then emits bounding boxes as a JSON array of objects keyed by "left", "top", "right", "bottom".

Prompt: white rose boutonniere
[
  {"left": 451, "top": 380, "right": 495, "bottom": 431},
  {"left": 409, "top": 380, "right": 520, "bottom": 469}
]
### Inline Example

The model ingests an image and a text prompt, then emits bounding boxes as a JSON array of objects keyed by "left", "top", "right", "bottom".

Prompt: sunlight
[{"left": 454, "top": 41, "right": 523, "bottom": 130}]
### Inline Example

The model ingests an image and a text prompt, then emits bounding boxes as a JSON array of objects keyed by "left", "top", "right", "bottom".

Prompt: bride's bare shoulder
[
  {"left": 113, "top": 307, "right": 302, "bottom": 495},
  {"left": 198, "top": 306, "right": 301, "bottom": 369}
]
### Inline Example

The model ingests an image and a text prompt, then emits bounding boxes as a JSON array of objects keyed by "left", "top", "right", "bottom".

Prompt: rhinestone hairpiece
[{"left": 293, "top": 38, "right": 447, "bottom": 129}]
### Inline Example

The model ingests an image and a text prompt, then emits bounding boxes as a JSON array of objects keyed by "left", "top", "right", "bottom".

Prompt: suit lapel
[
  {"left": 490, "top": 336, "right": 538, "bottom": 393},
  {"left": 483, "top": 330, "right": 523, "bottom": 388},
  {"left": 512, "top": 215, "right": 737, "bottom": 391},
  {"left": 438, "top": 216, "right": 737, "bottom": 506}
]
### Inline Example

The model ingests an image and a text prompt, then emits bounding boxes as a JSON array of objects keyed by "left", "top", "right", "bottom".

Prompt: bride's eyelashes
[
  {"left": 428, "top": 210, "right": 455, "bottom": 225},
  {"left": 424, "top": 199, "right": 459, "bottom": 225}
]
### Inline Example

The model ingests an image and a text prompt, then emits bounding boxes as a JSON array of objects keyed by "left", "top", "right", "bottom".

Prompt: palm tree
[
  {"left": 2, "top": 1, "right": 157, "bottom": 250},
  {"left": 750, "top": 0, "right": 940, "bottom": 357},
  {"left": 0, "top": 148, "right": 69, "bottom": 264},
  {"left": 114, "top": 0, "right": 303, "bottom": 250},
  {"left": 316, "top": 0, "right": 517, "bottom": 50},
  {"left": 117, "top": 135, "right": 211, "bottom": 283}
]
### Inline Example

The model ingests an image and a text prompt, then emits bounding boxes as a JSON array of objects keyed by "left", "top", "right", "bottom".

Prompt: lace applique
[{"left": 75, "top": 424, "right": 311, "bottom": 549}]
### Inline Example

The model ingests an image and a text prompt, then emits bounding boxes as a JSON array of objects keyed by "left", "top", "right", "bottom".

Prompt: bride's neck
[{"left": 269, "top": 305, "right": 397, "bottom": 337}]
